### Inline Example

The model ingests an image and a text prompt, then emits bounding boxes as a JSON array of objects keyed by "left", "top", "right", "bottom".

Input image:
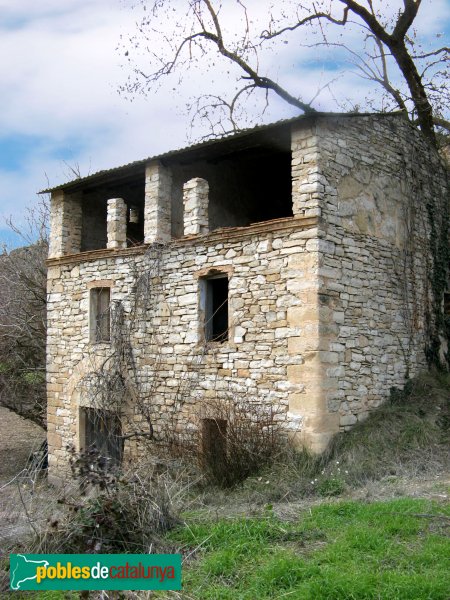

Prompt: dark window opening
[
  {"left": 81, "top": 196, "right": 107, "bottom": 252},
  {"left": 203, "top": 276, "right": 229, "bottom": 342},
  {"left": 80, "top": 175, "right": 145, "bottom": 251},
  {"left": 90, "top": 287, "right": 111, "bottom": 342},
  {"left": 202, "top": 418, "right": 227, "bottom": 484},
  {"left": 241, "top": 151, "right": 293, "bottom": 225},
  {"left": 83, "top": 407, "right": 123, "bottom": 467}
]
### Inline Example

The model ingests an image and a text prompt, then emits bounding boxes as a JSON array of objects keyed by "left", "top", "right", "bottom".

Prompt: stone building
[{"left": 44, "top": 112, "right": 449, "bottom": 483}]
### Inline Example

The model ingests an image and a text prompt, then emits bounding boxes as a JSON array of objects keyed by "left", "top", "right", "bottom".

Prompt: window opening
[
  {"left": 83, "top": 408, "right": 123, "bottom": 467},
  {"left": 203, "top": 276, "right": 228, "bottom": 342},
  {"left": 90, "top": 287, "right": 111, "bottom": 342},
  {"left": 169, "top": 138, "right": 292, "bottom": 238}
]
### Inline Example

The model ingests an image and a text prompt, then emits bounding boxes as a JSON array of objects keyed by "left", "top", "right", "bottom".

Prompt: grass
[
  {"left": 164, "top": 498, "right": 450, "bottom": 599},
  {"left": 198, "top": 371, "right": 450, "bottom": 507},
  {"left": 322, "top": 372, "right": 450, "bottom": 483},
  {"left": 0, "top": 590, "right": 77, "bottom": 599}
]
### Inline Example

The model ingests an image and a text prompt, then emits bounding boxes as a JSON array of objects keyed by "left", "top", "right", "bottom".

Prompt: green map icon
[
  {"left": 9, "top": 552, "right": 181, "bottom": 591},
  {"left": 10, "top": 555, "right": 49, "bottom": 590}
]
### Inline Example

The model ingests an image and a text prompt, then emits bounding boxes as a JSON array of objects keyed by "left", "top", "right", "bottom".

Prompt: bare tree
[
  {"left": 120, "top": 0, "right": 449, "bottom": 144},
  {"left": 0, "top": 200, "right": 48, "bottom": 426}
]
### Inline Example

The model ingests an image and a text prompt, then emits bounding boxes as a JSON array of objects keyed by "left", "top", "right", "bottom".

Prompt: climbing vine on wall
[
  {"left": 413, "top": 137, "right": 450, "bottom": 370},
  {"left": 78, "top": 242, "right": 218, "bottom": 456},
  {"left": 425, "top": 184, "right": 449, "bottom": 369},
  {"left": 391, "top": 126, "right": 448, "bottom": 373},
  {"left": 79, "top": 244, "right": 166, "bottom": 448}
]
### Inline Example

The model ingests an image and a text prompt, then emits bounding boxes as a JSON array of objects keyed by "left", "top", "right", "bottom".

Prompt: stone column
[
  {"left": 291, "top": 122, "right": 325, "bottom": 218},
  {"left": 144, "top": 161, "right": 172, "bottom": 244},
  {"left": 183, "top": 177, "right": 209, "bottom": 236},
  {"left": 107, "top": 198, "right": 127, "bottom": 249},
  {"left": 48, "top": 190, "right": 82, "bottom": 258}
]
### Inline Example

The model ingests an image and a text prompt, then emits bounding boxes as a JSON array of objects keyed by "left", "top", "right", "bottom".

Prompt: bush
[
  {"left": 0, "top": 238, "right": 48, "bottom": 428},
  {"left": 36, "top": 448, "right": 181, "bottom": 554},
  {"left": 166, "top": 398, "right": 288, "bottom": 488},
  {"left": 201, "top": 372, "right": 450, "bottom": 505}
]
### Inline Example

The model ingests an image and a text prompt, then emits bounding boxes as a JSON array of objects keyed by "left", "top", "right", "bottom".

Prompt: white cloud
[
  {"left": 0, "top": 0, "right": 448, "bottom": 242},
  {"left": 0, "top": 0, "right": 195, "bottom": 230}
]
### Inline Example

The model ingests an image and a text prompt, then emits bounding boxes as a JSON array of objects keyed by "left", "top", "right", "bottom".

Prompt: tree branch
[
  {"left": 261, "top": 6, "right": 349, "bottom": 40},
  {"left": 338, "top": 0, "right": 390, "bottom": 45},
  {"left": 201, "top": 0, "right": 315, "bottom": 113},
  {"left": 412, "top": 46, "right": 450, "bottom": 59},
  {"left": 338, "top": 0, "right": 435, "bottom": 141},
  {"left": 392, "top": 0, "right": 421, "bottom": 41},
  {"left": 433, "top": 115, "right": 450, "bottom": 132}
]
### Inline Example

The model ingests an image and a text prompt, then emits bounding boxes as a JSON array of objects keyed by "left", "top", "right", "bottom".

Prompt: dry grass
[
  {"left": 0, "top": 407, "right": 47, "bottom": 551},
  {"left": 193, "top": 371, "right": 450, "bottom": 509},
  {"left": 324, "top": 371, "right": 450, "bottom": 483}
]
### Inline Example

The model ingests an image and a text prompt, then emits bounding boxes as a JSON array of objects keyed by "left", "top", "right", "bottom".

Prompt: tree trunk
[{"left": 387, "top": 40, "right": 436, "bottom": 144}]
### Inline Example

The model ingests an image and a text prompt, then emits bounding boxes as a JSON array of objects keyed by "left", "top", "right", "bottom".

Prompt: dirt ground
[
  {"left": 0, "top": 405, "right": 448, "bottom": 544},
  {"left": 0, "top": 406, "right": 46, "bottom": 553},
  {"left": 0, "top": 406, "right": 46, "bottom": 482}
]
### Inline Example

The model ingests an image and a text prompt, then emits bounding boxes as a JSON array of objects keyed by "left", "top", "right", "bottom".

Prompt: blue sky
[{"left": 0, "top": 0, "right": 449, "bottom": 249}]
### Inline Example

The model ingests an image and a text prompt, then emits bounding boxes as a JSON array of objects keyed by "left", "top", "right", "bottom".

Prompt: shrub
[
  {"left": 37, "top": 448, "right": 180, "bottom": 554},
  {"left": 166, "top": 398, "right": 288, "bottom": 488}
]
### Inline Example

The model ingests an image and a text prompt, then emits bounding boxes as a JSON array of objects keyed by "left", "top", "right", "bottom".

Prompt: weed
[
  {"left": 21, "top": 371, "right": 46, "bottom": 386},
  {"left": 317, "top": 476, "right": 346, "bottom": 497},
  {"left": 35, "top": 450, "right": 181, "bottom": 554},
  {"left": 167, "top": 397, "right": 288, "bottom": 488},
  {"left": 189, "top": 372, "right": 449, "bottom": 508}
]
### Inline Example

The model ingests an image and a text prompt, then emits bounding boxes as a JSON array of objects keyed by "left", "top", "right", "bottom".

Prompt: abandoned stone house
[{"left": 44, "top": 112, "right": 449, "bottom": 483}]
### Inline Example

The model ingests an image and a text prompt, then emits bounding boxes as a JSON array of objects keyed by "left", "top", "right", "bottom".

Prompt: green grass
[{"left": 164, "top": 498, "right": 450, "bottom": 599}]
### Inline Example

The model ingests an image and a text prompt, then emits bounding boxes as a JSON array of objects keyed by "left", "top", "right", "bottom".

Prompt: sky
[{"left": 0, "top": 0, "right": 449, "bottom": 248}]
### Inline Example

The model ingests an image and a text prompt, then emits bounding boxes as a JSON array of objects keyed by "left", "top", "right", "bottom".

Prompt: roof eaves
[
  {"left": 39, "top": 114, "right": 310, "bottom": 194},
  {"left": 39, "top": 111, "right": 405, "bottom": 195}
]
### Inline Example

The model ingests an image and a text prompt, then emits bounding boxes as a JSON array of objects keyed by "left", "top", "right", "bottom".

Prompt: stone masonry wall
[
  {"left": 183, "top": 178, "right": 209, "bottom": 235},
  {"left": 107, "top": 198, "right": 127, "bottom": 250},
  {"left": 292, "top": 114, "right": 448, "bottom": 436},
  {"left": 49, "top": 190, "right": 82, "bottom": 258},
  {"left": 144, "top": 162, "right": 172, "bottom": 244},
  {"left": 47, "top": 218, "right": 319, "bottom": 481}
]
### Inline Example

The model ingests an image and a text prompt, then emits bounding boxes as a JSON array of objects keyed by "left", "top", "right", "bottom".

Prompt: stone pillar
[
  {"left": 107, "top": 198, "right": 127, "bottom": 249},
  {"left": 48, "top": 190, "right": 82, "bottom": 258},
  {"left": 144, "top": 161, "right": 172, "bottom": 244},
  {"left": 183, "top": 177, "right": 209, "bottom": 236},
  {"left": 129, "top": 205, "right": 139, "bottom": 224},
  {"left": 291, "top": 122, "right": 325, "bottom": 218}
]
